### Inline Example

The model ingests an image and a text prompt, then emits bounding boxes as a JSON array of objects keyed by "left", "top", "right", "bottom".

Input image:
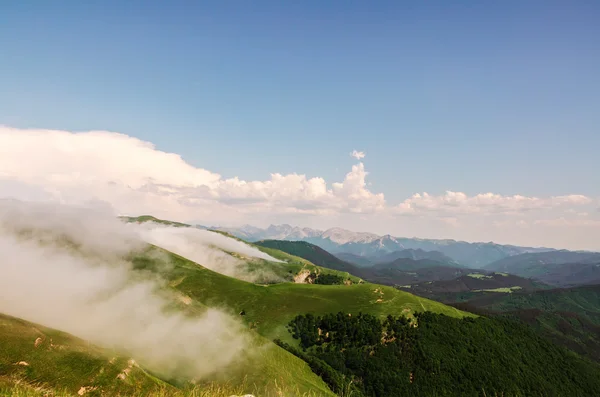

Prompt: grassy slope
[
  {"left": 0, "top": 215, "right": 472, "bottom": 396},
  {"left": 0, "top": 281, "right": 335, "bottom": 397},
  {"left": 1, "top": 244, "right": 468, "bottom": 396},
  {"left": 255, "top": 240, "right": 358, "bottom": 273},
  {"left": 125, "top": 216, "right": 362, "bottom": 285},
  {"left": 252, "top": 244, "right": 363, "bottom": 284},
  {"left": 124, "top": 217, "right": 468, "bottom": 336},
  {"left": 0, "top": 311, "right": 331, "bottom": 397},
  {"left": 0, "top": 313, "right": 172, "bottom": 396},
  {"left": 141, "top": 248, "right": 470, "bottom": 347}
]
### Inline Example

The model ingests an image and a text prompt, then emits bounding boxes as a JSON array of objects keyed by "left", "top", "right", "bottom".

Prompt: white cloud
[
  {"left": 0, "top": 126, "right": 383, "bottom": 220},
  {"left": 332, "top": 163, "right": 385, "bottom": 213},
  {"left": 533, "top": 217, "right": 600, "bottom": 227},
  {"left": 350, "top": 150, "right": 365, "bottom": 160},
  {"left": 0, "top": 125, "right": 598, "bottom": 249},
  {"left": 393, "top": 191, "right": 593, "bottom": 215},
  {"left": 135, "top": 222, "right": 284, "bottom": 282},
  {"left": 0, "top": 126, "right": 221, "bottom": 189}
]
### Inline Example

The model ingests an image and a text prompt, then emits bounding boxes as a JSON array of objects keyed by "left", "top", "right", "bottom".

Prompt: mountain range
[
  {"left": 4, "top": 211, "right": 600, "bottom": 396},
  {"left": 214, "top": 223, "right": 557, "bottom": 268}
]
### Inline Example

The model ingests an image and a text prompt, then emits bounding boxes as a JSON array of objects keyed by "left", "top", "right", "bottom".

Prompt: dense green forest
[
  {"left": 278, "top": 311, "right": 600, "bottom": 397},
  {"left": 452, "top": 284, "right": 600, "bottom": 363},
  {"left": 463, "top": 284, "right": 600, "bottom": 319}
]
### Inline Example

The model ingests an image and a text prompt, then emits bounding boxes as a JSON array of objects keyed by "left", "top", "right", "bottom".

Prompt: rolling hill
[
  {"left": 372, "top": 258, "right": 457, "bottom": 272},
  {"left": 337, "top": 249, "right": 462, "bottom": 268},
  {"left": 400, "top": 272, "right": 549, "bottom": 303},
  {"left": 360, "top": 264, "right": 472, "bottom": 287},
  {"left": 254, "top": 239, "right": 472, "bottom": 287},
  {"left": 2, "top": 213, "right": 474, "bottom": 395},
  {"left": 279, "top": 309, "right": 600, "bottom": 396},
  {"left": 485, "top": 251, "right": 600, "bottom": 286},
  {"left": 460, "top": 283, "right": 600, "bottom": 320},
  {"left": 146, "top": 245, "right": 466, "bottom": 342},
  {"left": 452, "top": 284, "right": 600, "bottom": 364},
  {"left": 0, "top": 311, "right": 334, "bottom": 397},
  {"left": 333, "top": 252, "right": 374, "bottom": 267},
  {"left": 254, "top": 239, "right": 358, "bottom": 275},
  {"left": 370, "top": 248, "right": 460, "bottom": 266},
  {"left": 3, "top": 212, "right": 600, "bottom": 396}
]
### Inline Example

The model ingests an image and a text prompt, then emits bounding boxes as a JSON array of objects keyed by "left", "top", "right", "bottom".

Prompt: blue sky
[{"left": 1, "top": 1, "right": 600, "bottom": 248}]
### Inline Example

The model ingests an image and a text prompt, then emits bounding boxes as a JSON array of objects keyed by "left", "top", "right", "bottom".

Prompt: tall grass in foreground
[{"left": 0, "top": 377, "right": 347, "bottom": 397}]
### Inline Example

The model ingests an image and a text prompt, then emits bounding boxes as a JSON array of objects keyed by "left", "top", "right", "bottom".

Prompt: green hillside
[
  {"left": 0, "top": 313, "right": 173, "bottom": 396},
  {"left": 123, "top": 216, "right": 363, "bottom": 285},
  {"left": 134, "top": 246, "right": 468, "bottom": 345},
  {"left": 255, "top": 239, "right": 358, "bottom": 273},
  {"left": 484, "top": 251, "right": 600, "bottom": 286},
  {"left": 247, "top": 244, "right": 363, "bottom": 285},
  {"left": 1, "top": 220, "right": 471, "bottom": 396},
  {"left": 9, "top": 214, "right": 600, "bottom": 396},
  {"left": 120, "top": 215, "right": 190, "bottom": 228},
  {"left": 253, "top": 239, "right": 472, "bottom": 287},
  {"left": 401, "top": 271, "right": 550, "bottom": 303},
  {"left": 462, "top": 283, "right": 600, "bottom": 323},
  {"left": 373, "top": 258, "right": 457, "bottom": 271},
  {"left": 0, "top": 313, "right": 334, "bottom": 397},
  {"left": 280, "top": 311, "right": 600, "bottom": 396},
  {"left": 371, "top": 248, "right": 461, "bottom": 266}
]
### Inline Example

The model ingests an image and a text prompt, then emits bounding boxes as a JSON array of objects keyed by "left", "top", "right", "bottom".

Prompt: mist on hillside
[
  {"left": 135, "top": 223, "right": 284, "bottom": 282},
  {"left": 0, "top": 200, "right": 249, "bottom": 380}
]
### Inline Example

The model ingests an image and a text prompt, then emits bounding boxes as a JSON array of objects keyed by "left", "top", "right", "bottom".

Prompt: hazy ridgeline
[{"left": 136, "top": 222, "right": 283, "bottom": 282}]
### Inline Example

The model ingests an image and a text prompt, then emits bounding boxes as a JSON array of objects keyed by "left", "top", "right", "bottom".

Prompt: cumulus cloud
[
  {"left": 350, "top": 150, "right": 365, "bottom": 160},
  {"left": 0, "top": 200, "right": 248, "bottom": 380},
  {"left": 332, "top": 163, "right": 385, "bottom": 213},
  {"left": 0, "top": 126, "right": 383, "bottom": 219},
  {"left": 0, "top": 125, "right": 598, "bottom": 249}
]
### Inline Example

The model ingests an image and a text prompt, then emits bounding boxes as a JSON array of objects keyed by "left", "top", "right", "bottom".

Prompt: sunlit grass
[{"left": 0, "top": 376, "right": 333, "bottom": 397}]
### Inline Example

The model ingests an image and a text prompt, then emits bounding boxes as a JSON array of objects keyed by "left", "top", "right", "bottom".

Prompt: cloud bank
[
  {"left": 0, "top": 200, "right": 249, "bottom": 380},
  {"left": 394, "top": 191, "right": 592, "bottom": 215},
  {"left": 0, "top": 125, "right": 598, "bottom": 249},
  {"left": 135, "top": 223, "right": 283, "bottom": 282}
]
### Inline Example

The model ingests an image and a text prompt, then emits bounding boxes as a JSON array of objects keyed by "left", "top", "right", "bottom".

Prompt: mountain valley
[{"left": 2, "top": 210, "right": 600, "bottom": 396}]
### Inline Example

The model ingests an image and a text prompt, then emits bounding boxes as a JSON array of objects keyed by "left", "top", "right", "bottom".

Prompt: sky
[{"left": 1, "top": 1, "right": 599, "bottom": 250}]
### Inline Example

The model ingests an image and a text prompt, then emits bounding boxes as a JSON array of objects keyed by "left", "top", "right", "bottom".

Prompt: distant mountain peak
[
  {"left": 321, "top": 227, "right": 379, "bottom": 244},
  {"left": 212, "top": 223, "right": 559, "bottom": 268}
]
